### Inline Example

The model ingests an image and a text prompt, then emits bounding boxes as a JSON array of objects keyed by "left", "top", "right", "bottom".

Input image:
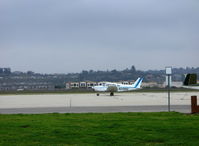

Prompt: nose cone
[{"left": 91, "top": 86, "right": 95, "bottom": 91}]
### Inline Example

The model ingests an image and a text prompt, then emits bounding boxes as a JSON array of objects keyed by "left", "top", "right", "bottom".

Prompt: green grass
[{"left": 1, "top": 112, "right": 199, "bottom": 145}]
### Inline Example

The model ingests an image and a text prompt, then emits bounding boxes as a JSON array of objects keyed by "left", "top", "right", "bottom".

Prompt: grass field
[{"left": 0, "top": 112, "right": 199, "bottom": 145}]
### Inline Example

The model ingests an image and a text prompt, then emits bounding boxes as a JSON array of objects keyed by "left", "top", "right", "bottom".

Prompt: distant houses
[
  {"left": 0, "top": 79, "right": 184, "bottom": 91},
  {"left": 0, "top": 83, "right": 54, "bottom": 91},
  {"left": 66, "top": 81, "right": 101, "bottom": 89},
  {"left": 0, "top": 80, "right": 185, "bottom": 91},
  {"left": 0, "top": 66, "right": 198, "bottom": 91},
  {"left": 65, "top": 80, "right": 171, "bottom": 89}
]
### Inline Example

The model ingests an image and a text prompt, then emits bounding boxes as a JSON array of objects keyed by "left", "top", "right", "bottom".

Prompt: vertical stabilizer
[
  {"left": 183, "top": 74, "right": 197, "bottom": 85},
  {"left": 132, "top": 78, "right": 143, "bottom": 88}
]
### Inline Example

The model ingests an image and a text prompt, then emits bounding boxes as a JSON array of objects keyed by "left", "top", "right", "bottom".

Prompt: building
[
  {"left": 66, "top": 80, "right": 141, "bottom": 89},
  {"left": 163, "top": 81, "right": 183, "bottom": 88},
  {"left": 0, "top": 82, "right": 54, "bottom": 91},
  {"left": 142, "top": 82, "right": 164, "bottom": 88},
  {"left": 66, "top": 81, "right": 97, "bottom": 89},
  {"left": 87, "top": 82, "right": 97, "bottom": 88}
]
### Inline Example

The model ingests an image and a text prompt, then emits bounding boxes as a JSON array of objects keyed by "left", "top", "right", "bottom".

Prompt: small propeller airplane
[
  {"left": 182, "top": 73, "right": 199, "bottom": 90},
  {"left": 92, "top": 77, "right": 143, "bottom": 96}
]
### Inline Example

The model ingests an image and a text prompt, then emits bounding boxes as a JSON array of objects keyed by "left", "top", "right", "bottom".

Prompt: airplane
[
  {"left": 182, "top": 73, "right": 199, "bottom": 90},
  {"left": 92, "top": 77, "right": 143, "bottom": 96}
]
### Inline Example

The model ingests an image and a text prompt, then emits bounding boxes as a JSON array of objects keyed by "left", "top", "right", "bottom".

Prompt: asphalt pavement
[{"left": 0, "top": 105, "right": 191, "bottom": 114}]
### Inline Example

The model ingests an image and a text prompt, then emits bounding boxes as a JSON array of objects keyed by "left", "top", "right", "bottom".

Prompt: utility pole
[
  {"left": 168, "top": 74, "right": 170, "bottom": 112},
  {"left": 166, "top": 67, "right": 172, "bottom": 112}
]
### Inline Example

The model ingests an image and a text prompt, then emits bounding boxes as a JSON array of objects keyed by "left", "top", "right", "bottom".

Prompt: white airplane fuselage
[
  {"left": 93, "top": 78, "right": 143, "bottom": 92},
  {"left": 182, "top": 86, "right": 199, "bottom": 90}
]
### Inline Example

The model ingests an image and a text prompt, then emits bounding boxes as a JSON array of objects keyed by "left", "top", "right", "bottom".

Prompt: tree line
[{"left": 1, "top": 66, "right": 199, "bottom": 86}]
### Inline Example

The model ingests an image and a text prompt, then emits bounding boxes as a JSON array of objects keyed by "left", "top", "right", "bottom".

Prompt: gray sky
[{"left": 0, "top": 0, "right": 199, "bottom": 73}]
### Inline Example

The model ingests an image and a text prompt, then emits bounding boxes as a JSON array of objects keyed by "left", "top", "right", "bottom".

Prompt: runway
[
  {"left": 0, "top": 92, "right": 198, "bottom": 114},
  {"left": 0, "top": 105, "right": 191, "bottom": 114}
]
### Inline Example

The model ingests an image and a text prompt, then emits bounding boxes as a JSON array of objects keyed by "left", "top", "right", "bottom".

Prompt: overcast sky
[{"left": 0, "top": 0, "right": 199, "bottom": 73}]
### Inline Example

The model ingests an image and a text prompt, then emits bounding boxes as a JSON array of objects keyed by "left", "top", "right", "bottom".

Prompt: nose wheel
[{"left": 96, "top": 93, "right": 100, "bottom": 96}]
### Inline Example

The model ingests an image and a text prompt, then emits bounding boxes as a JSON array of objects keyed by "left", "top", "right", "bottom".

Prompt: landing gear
[
  {"left": 110, "top": 92, "right": 114, "bottom": 96},
  {"left": 96, "top": 92, "right": 114, "bottom": 96}
]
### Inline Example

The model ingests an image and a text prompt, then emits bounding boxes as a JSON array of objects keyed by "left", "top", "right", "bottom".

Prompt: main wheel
[{"left": 110, "top": 92, "right": 114, "bottom": 96}]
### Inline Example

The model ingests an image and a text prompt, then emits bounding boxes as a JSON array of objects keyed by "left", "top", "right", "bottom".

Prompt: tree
[
  {"left": 131, "top": 66, "right": 136, "bottom": 72},
  {"left": 27, "top": 71, "right": 34, "bottom": 75}
]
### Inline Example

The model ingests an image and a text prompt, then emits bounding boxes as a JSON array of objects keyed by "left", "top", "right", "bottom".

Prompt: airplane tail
[
  {"left": 183, "top": 73, "right": 197, "bottom": 85},
  {"left": 132, "top": 78, "right": 143, "bottom": 88}
]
